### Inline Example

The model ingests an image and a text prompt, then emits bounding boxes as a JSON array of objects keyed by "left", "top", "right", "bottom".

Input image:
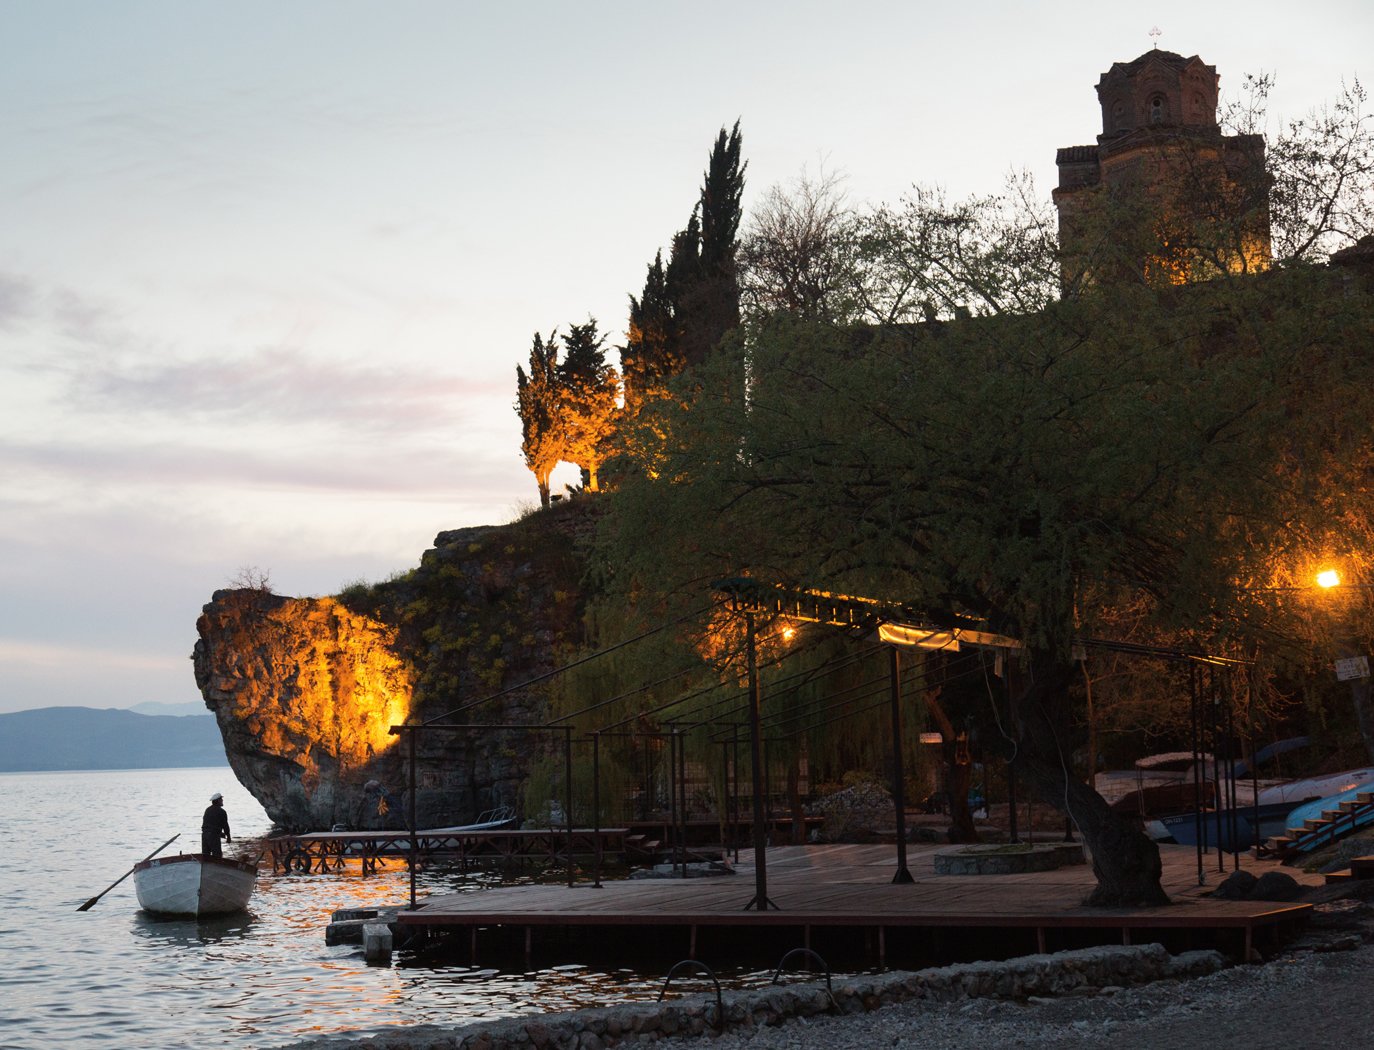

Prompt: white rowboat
[{"left": 133, "top": 854, "right": 257, "bottom": 917}]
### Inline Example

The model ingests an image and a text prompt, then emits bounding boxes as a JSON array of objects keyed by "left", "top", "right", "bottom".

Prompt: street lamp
[{"left": 1318, "top": 569, "right": 1342, "bottom": 589}]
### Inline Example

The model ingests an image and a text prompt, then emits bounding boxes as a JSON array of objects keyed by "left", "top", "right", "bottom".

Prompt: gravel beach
[
  {"left": 286, "top": 899, "right": 1374, "bottom": 1050},
  {"left": 652, "top": 939, "right": 1374, "bottom": 1050}
]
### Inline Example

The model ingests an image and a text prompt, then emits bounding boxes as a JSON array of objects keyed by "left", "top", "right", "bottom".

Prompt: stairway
[
  {"left": 1324, "top": 855, "right": 1374, "bottom": 885},
  {"left": 1268, "top": 790, "right": 1374, "bottom": 859}
]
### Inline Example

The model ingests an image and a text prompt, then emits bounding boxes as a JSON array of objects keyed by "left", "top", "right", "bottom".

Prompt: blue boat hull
[{"left": 1153, "top": 802, "right": 1294, "bottom": 852}]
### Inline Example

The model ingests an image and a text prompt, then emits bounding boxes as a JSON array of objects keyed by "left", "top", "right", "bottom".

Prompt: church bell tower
[{"left": 1053, "top": 50, "right": 1271, "bottom": 286}]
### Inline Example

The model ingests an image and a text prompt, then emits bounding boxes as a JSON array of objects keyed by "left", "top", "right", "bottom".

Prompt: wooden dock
[
  {"left": 271, "top": 827, "right": 628, "bottom": 875},
  {"left": 398, "top": 842, "right": 1318, "bottom": 967}
]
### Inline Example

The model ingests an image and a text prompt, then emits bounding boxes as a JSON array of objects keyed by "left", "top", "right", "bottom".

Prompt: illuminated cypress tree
[
  {"left": 514, "top": 330, "right": 563, "bottom": 508},
  {"left": 559, "top": 319, "right": 619, "bottom": 492}
]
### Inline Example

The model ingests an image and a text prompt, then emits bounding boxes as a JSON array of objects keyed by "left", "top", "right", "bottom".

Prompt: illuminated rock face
[
  {"left": 193, "top": 510, "right": 593, "bottom": 832},
  {"left": 194, "top": 591, "right": 415, "bottom": 831}
]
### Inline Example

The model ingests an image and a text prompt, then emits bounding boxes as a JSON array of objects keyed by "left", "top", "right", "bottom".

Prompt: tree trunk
[
  {"left": 1015, "top": 650, "right": 1169, "bottom": 907},
  {"left": 537, "top": 474, "right": 551, "bottom": 508},
  {"left": 923, "top": 687, "right": 980, "bottom": 843},
  {"left": 944, "top": 752, "right": 978, "bottom": 843}
]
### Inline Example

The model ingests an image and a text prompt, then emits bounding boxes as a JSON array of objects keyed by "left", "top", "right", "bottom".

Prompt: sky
[{"left": 1, "top": 0, "right": 1370, "bottom": 715}]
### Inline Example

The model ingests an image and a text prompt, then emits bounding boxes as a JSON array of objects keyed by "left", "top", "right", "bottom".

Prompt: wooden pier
[
  {"left": 398, "top": 842, "right": 1317, "bottom": 967},
  {"left": 271, "top": 827, "right": 628, "bottom": 875}
]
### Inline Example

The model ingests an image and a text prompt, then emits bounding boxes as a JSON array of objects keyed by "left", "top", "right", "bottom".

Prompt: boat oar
[{"left": 77, "top": 833, "right": 181, "bottom": 911}]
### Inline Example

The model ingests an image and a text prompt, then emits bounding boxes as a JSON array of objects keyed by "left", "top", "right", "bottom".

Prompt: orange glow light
[{"left": 1317, "top": 569, "right": 1342, "bottom": 589}]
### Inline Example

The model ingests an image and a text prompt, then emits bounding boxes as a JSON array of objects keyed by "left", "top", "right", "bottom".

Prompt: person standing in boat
[{"left": 201, "top": 792, "right": 232, "bottom": 858}]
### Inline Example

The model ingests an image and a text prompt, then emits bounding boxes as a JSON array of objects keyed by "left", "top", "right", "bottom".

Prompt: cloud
[
  {"left": 0, "top": 637, "right": 182, "bottom": 673},
  {"left": 0, "top": 429, "right": 515, "bottom": 500},
  {"left": 0, "top": 271, "right": 37, "bottom": 329},
  {"left": 62, "top": 343, "right": 508, "bottom": 435}
]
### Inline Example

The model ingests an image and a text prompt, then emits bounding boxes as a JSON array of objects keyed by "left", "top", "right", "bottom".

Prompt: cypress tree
[
  {"left": 559, "top": 319, "right": 619, "bottom": 492},
  {"left": 678, "top": 120, "right": 746, "bottom": 366},
  {"left": 514, "top": 330, "right": 563, "bottom": 508},
  {"left": 623, "top": 252, "right": 679, "bottom": 413}
]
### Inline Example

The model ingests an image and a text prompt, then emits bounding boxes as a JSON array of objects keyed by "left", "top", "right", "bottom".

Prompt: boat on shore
[
  {"left": 133, "top": 854, "right": 257, "bottom": 917},
  {"left": 1098, "top": 743, "right": 1374, "bottom": 852}
]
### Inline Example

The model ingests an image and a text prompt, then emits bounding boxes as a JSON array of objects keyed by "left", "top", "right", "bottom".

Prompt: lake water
[{"left": 0, "top": 767, "right": 772, "bottom": 1049}]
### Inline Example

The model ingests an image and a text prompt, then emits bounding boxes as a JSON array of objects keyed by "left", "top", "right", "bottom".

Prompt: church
[{"left": 1052, "top": 50, "right": 1273, "bottom": 287}]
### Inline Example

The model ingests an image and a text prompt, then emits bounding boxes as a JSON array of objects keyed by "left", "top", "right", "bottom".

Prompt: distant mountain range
[{"left": 0, "top": 706, "right": 228, "bottom": 772}]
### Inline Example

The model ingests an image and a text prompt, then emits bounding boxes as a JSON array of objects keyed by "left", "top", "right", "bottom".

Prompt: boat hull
[
  {"left": 133, "top": 854, "right": 257, "bottom": 917},
  {"left": 1149, "top": 802, "right": 1295, "bottom": 851}
]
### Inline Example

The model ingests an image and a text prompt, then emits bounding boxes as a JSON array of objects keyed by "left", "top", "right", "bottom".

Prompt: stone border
[
  {"left": 282, "top": 943, "right": 1225, "bottom": 1049},
  {"left": 933, "top": 842, "right": 1085, "bottom": 875}
]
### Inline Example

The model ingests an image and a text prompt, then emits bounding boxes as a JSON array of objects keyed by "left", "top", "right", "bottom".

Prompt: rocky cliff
[{"left": 193, "top": 504, "right": 594, "bottom": 831}]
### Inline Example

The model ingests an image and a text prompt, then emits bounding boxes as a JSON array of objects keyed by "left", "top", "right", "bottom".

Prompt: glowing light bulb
[{"left": 1317, "top": 569, "right": 1342, "bottom": 589}]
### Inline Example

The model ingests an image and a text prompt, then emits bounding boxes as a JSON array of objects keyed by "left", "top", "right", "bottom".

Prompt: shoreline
[{"left": 278, "top": 916, "right": 1372, "bottom": 1050}]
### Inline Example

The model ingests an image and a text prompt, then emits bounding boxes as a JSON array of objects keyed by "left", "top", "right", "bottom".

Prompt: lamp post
[{"left": 1316, "top": 569, "right": 1374, "bottom": 761}]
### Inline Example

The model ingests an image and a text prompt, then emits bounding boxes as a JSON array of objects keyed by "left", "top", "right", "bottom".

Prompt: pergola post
[
  {"left": 743, "top": 612, "right": 778, "bottom": 910},
  {"left": 889, "top": 647, "right": 914, "bottom": 884}
]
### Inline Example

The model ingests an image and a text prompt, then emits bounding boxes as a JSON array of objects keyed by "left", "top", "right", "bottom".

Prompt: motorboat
[
  {"left": 133, "top": 854, "right": 257, "bottom": 917},
  {"left": 424, "top": 805, "right": 521, "bottom": 835}
]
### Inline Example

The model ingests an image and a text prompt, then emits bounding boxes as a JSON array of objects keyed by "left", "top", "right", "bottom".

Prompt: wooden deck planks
[{"left": 400, "top": 843, "right": 1318, "bottom": 935}]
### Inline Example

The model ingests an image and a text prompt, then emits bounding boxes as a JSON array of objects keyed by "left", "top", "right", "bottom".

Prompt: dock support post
[
  {"left": 743, "top": 613, "right": 778, "bottom": 910},
  {"left": 1036, "top": 927, "right": 1046, "bottom": 954},
  {"left": 888, "top": 648, "right": 914, "bottom": 884},
  {"left": 878, "top": 926, "right": 886, "bottom": 968}
]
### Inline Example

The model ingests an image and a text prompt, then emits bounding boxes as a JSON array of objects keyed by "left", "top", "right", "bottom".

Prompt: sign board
[
  {"left": 1335, "top": 656, "right": 1370, "bottom": 681},
  {"left": 918, "top": 732, "right": 944, "bottom": 745}
]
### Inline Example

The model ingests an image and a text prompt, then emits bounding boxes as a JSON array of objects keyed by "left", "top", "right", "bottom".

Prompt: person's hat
[{"left": 210, "top": 792, "right": 223, "bottom": 801}]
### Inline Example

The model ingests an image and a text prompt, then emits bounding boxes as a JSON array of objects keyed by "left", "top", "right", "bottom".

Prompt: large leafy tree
[
  {"left": 608, "top": 266, "right": 1374, "bottom": 905},
  {"left": 602, "top": 73, "right": 1374, "bottom": 902}
]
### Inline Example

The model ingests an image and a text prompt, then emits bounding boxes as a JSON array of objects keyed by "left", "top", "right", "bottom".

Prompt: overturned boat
[{"left": 133, "top": 854, "right": 257, "bottom": 917}]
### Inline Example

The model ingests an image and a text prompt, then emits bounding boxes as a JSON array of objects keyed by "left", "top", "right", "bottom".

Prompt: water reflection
[
  {"left": 131, "top": 909, "right": 256, "bottom": 945},
  {"left": 3, "top": 768, "right": 862, "bottom": 1050}
]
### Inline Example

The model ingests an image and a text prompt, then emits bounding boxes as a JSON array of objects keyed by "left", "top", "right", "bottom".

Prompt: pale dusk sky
[{"left": 1, "top": 1, "right": 1369, "bottom": 714}]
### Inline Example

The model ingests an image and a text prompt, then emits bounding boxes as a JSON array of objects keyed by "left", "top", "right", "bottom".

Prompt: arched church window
[{"left": 1150, "top": 95, "right": 1166, "bottom": 123}]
